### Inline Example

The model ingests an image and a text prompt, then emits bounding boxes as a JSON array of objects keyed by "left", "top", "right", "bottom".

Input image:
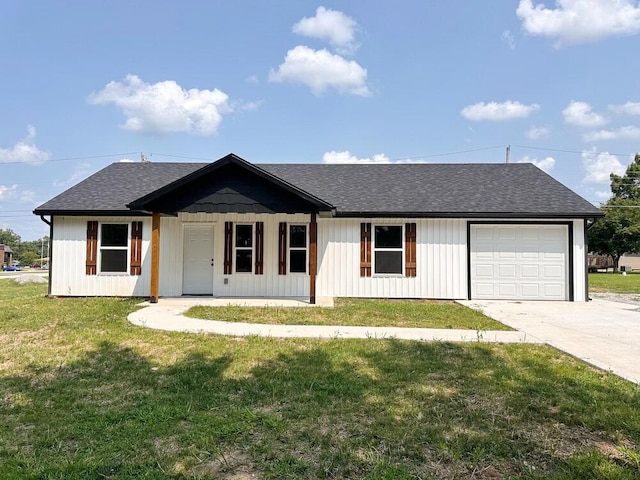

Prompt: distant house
[
  {"left": 34, "top": 153, "right": 602, "bottom": 302},
  {"left": 0, "top": 244, "right": 13, "bottom": 269}
]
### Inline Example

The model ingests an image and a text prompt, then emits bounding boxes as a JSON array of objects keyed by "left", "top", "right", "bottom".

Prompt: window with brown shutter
[
  {"left": 255, "top": 221, "right": 264, "bottom": 274},
  {"left": 224, "top": 221, "right": 233, "bottom": 274},
  {"left": 360, "top": 222, "right": 372, "bottom": 277},
  {"left": 130, "top": 221, "right": 143, "bottom": 275},
  {"left": 278, "top": 222, "right": 287, "bottom": 275},
  {"left": 405, "top": 222, "right": 417, "bottom": 277},
  {"left": 86, "top": 221, "right": 98, "bottom": 275}
]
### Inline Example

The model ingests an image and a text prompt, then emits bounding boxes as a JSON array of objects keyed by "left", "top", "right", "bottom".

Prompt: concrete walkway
[
  {"left": 460, "top": 299, "right": 640, "bottom": 384},
  {"left": 128, "top": 298, "right": 539, "bottom": 344}
]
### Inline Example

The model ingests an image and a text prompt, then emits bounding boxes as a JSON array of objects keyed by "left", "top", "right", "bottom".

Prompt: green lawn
[
  {"left": 1, "top": 282, "right": 640, "bottom": 479},
  {"left": 589, "top": 272, "right": 640, "bottom": 294},
  {"left": 186, "top": 298, "right": 511, "bottom": 330}
]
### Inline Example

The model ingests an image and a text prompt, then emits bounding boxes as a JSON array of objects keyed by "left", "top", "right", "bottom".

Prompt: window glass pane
[
  {"left": 101, "top": 250, "right": 127, "bottom": 272},
  {"left": 290, "top": 250, "right": 306, "bottom": 273},
  {"left": 235, "top": 225, "right": 253, "bottom": 247},
  {"left": 236, "top": 250, "right": 252, "bottom": 273},
  {"left": 102, "top": 224, "right": 128, "bottom": 247},
  {"left": 375, "top": 226, "right": 402, "bottom": 248},
  {"left": 289, "top": 225, "right": 307, "bottom": 248},
  {"left": 375, "top": 251, "right": 402, "bottom": 274}
]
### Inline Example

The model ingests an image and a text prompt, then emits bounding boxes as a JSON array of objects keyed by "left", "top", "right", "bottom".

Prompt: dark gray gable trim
[
  {"left": 466, "top": 220, "right": 575, "bottom": 302},
  {"left": 127, "top": 153, "right": 334, "bottom": 212}
]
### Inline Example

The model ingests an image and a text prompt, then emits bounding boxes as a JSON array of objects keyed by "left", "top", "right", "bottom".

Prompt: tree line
[
  {"left": 588, "top": 153, "right": 640, "bottom": 271},
  {"left": 0, "top": 229, "right": 49, "bottom": 266}
]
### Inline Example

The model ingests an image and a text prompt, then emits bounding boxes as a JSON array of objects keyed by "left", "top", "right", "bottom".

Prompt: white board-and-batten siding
[
  {"left": 316, "top": 218, "right": 468, "bottom": 299},
  {"left": 50, "top": 216, "right": 151, "bottom": 297},
  {"left": 158, "top": 213, "right": 310, "bottom": 297},
  {"left": 50, "top": 215, "right": 587, "bottom": 301}
]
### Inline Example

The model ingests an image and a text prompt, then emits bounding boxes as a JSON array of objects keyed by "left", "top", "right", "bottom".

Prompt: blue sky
[{"left": 2, "top": 1, "right": 640, "bottom": 240}]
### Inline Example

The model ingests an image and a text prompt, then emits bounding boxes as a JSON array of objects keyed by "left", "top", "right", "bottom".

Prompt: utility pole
[{"left": 506, "top": 145, "right": 510, "bottom": 164}]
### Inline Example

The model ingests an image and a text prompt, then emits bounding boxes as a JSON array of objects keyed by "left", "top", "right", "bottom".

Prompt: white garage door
[{"left": 470, "top": 224, "right": 568, "bottom": 300}]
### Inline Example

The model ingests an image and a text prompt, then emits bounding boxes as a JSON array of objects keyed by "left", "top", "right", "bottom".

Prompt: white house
[{"left": 34, "top": 154, "right": 603, "bottom": 303}]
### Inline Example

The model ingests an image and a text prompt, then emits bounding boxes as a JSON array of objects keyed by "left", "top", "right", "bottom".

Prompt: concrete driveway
[{"left": 460, "top": 299, "right": 640, "bottom": 384}]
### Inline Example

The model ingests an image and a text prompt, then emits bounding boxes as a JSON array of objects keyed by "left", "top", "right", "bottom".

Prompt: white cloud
[
  {"left": 526, "top": 125, "right": 550, "bottom": 139},
  {"left": 516, "top": 0, "right": 640, "bottom": 46},
  {"left": 88, "top": 74, "right": 232, "bottom": 136},
  {"left": 461, "top": 101, "right": 539, "bottom": 121},
  {"left": 245, "top": 75, "right": 259, "bottom": 85},
  {"left": 562, "top": 101, "right": 608, "bottom": 127},
  {"left": 322, "top": 151, "right": 390, "bottom": 164},
  {"left": 517, "top": 155, "right": 555, "bottom": 173},
  {"left": 582, "top": 149, "right": 626, "bottom": 184},
  {"left": 583, "top": 125, "right": 640, "bottom": 142},
  {"left": 293, "top": 6, "right": 359, "bottom": 54},
  {"left": 322, "top": 150, "right": 430, "bottom": 164},
  {"left": 501, "top": 29, "right": 516, "bottom": 49},
  {"left": 269, "top": 46, "right": 370, "bottom": 96},
  {"left": 594, "top": 190, "right": 611, "bottom": 200},
  {"left": 0, "top": 126, "right": 51, "bottom": 164},
  {"left": 0, "top": 184, "right": 18, "bottom": 200},
  {"left": 609, "top": 101, "right": 640, "bottom": 115}
]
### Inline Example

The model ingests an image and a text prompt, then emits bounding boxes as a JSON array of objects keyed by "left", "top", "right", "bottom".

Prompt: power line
[
  {"left": 1, "top": 152, "right": 139, "bottom": 165},
  {"left": 511, "top": 144, "right": 637, "bottom": 157}
]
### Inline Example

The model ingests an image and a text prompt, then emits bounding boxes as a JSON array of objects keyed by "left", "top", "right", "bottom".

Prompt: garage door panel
[
  {"left": 521, "top": 284, "right": 540, "bottom": 297},
  {"left": 521, "top": 264, "right": 540, "bottom": 277},
  {"left": 475, "top": 264, "right": 494, "bottom": 277},
  {"left": 543, "top": 265, "right": 563, "bottom": 278},
  {"left": 498, "top": 283, "right": 517, "bottom": 296},
  {"left": 498, "top": 264, "right": 516, "bottom": 277},
  {"left": 497, "top": 227, "right": 517, "bottom": 240},
  {"left": 471, "top": 224, "right": 568, "bottom": 300}
]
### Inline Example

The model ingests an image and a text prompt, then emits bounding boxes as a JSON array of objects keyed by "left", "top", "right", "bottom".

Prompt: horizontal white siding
[
  {"left": 316, "top": 218, "right": 468, "bottom": 299},
  {"left": 51, "top": 216, "right": 151, "bottom": 296},
  {"left": 159, "top": 213, "right": 310, "bottom": 297}
]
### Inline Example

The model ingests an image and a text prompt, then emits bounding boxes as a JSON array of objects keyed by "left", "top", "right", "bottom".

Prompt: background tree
[
  {"left": 589, "top": 154, "right": 640, "bottom": 271},
  {"left": 0, "top": 228, "right": 21, "bottom": 248}
]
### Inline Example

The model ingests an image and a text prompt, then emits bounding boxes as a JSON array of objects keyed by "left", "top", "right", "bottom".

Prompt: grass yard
[
  {"left": 186, "top": 298, "right": 510, "bottom": 330},
  {"left": 589, "top": 272, "right": 640, "bottom": 294},
  {"left": 1, "top": 282, "right": 640, "bottom": 479}
]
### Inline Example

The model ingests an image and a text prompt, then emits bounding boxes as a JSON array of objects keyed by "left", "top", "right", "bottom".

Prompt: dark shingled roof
[{"left": 34, "top": 159, "right": 602, "bottom": 218}]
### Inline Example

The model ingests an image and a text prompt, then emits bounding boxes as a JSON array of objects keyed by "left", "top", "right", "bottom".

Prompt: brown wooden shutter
[
  {"left": 255, "top": 221, "right": 264, "bottom": 274},
  {"left": 360, "top": 222, "right": 372, "bottom": 277},
  {"left": 86, "top": 221, "right": 98, "bottom": 275},
  {"left": 224, "top": 221, "right": 233, "bottom": 274},
  {"left": 130, "top": 221, "right": 143, "bottom": 275},
  {"left": 278, "top": 222, "right": 287, "bottom": 275},
  {"left": 405, "top": 222, "right": 417, "bottom": 277}
]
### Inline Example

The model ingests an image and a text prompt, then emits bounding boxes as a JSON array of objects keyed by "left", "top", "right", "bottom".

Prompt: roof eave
[{"left": 334, "top": 211, "right": 604, "bottom": 219}]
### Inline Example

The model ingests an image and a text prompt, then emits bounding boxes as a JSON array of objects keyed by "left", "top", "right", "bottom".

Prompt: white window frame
[
  {"left": 372, "top": 224, "right": 404, "bottom": 276},
  {"left": 234, "top": 223, "right": 254, "bottom": 274},
  {"left": 98, "top": 222, "right": 130, "bottom": 275},
  {"left": 288, "top": 224, "right": 308, "bottom": 275}
]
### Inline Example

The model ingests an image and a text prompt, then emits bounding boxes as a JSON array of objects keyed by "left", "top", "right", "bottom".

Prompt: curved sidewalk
[{"left": 127, "top": 303, "right": 541, "bottom": 344}]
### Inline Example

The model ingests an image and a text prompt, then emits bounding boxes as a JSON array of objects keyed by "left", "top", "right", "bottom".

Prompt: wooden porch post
[
  {"left": 309, "top": 213, "right": 317, "bottom": 304},
  {"left": 150, "top": 212, "right": 160, "bottom": 303}
]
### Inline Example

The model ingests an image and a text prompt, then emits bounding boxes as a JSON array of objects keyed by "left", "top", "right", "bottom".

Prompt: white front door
[{"left": 183, "top": 225, "right": 214, "bottom": 295}]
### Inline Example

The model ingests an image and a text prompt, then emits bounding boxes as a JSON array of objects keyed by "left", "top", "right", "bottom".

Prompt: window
[
  {"left": 100, "top": 223, "right": 128, "bottom": 273},
  {"left": 374, "top": 226, "right": 403, "bottom": 274},
  {"left": 235, "top": 224, "right": 253, "bottom": 273},
  {"left": 289, "top": 225, "right": 307, "bottom": 273}
]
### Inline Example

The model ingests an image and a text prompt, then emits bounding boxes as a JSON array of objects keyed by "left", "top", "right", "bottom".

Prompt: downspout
[{"left": 39, "top": 215, "right": 53, "bottom": 297}]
